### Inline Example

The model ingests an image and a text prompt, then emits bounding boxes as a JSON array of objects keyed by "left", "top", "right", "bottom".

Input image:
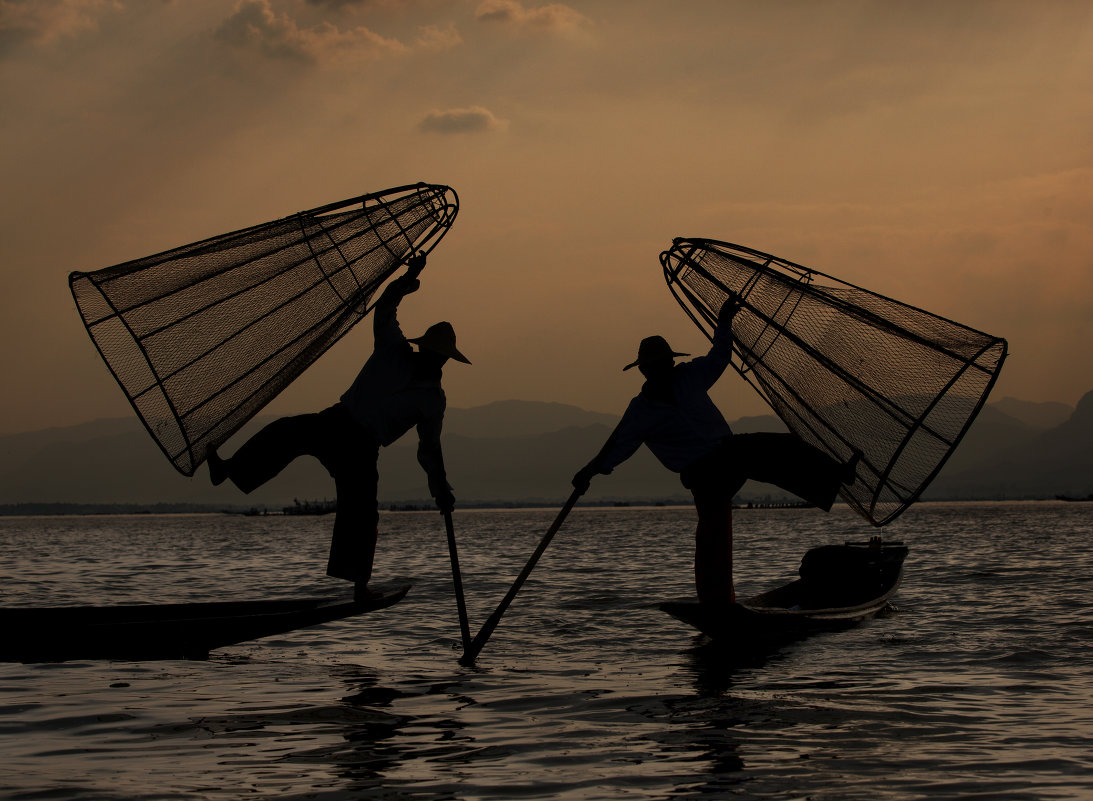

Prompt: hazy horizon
[
  {"left": 3, "top": 1, "right": 1091, "bottom": 438},
  {"left": 0, "top": 390, "right": 1083, "bottom": 440}
]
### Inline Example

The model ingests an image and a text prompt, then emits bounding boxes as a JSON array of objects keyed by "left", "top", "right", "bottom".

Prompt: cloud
[
  {"left": 418, "top": 106, "right": 507, "bottom": 134},
  {"left": 475, "top": 0, "right": 590, "bottom": 34},
  {"left": 305, "top": 0, "right": 373, "bottom": 7},
  {"left": 415, "top": 22, "right": 462, "bottom": 52},
  {"left": 0, "top": 0, "right": 120, "bottom": 49},
  {"left": 214, "top": 0, "right": 406, "bottom": 64}
]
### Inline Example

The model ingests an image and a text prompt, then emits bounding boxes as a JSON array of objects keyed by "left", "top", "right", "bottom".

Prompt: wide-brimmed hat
[
  {"left": 409, "top": 321, "right": 471, "bottom": 364},
  {"left": 623, "top": 335, "right": 688, "bottom": 371}
]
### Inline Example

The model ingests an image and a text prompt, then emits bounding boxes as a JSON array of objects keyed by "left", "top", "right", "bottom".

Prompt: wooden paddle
[
  {"left": 458, "top": 487, "right": 583, "bottom": 665},
  {"left": 442, "top": 510, "right": 473, "bottom": 651},
  {"left": 407, "top": 250, "right": 470, "bottom": 648}
]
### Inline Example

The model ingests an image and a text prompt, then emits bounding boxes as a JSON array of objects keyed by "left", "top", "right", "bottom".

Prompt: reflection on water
[{"left": 1, "top": 502, "right": 1092, "bottom": 799}]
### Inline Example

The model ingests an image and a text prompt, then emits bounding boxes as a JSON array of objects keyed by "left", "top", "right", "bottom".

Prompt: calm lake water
[{"left": 1, "top": 501, "right": 1091, "bottom": 800}]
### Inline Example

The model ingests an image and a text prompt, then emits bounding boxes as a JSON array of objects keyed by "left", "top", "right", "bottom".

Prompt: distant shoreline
[
  {"left": 0, "top": 501, "right": 687, "bottom": 516},
  {"left": 0, "top": 496, "right": 1082, "bottom": 516}
]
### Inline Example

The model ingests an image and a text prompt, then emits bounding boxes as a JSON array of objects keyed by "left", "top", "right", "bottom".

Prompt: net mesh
[
  {"left": 70, "top": 183, "right": 459, "bottom": 477},
  {"left": 661, "top": 238, "right": 1007, "bottom": 526}
]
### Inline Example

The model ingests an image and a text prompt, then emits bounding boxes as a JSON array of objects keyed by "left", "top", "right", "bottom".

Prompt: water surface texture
[{"left": 1, "top": 502, "right": 1091, "bottom": 799}]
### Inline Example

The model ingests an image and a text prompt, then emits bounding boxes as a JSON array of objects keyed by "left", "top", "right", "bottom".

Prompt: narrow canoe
[
  {"left": 660, "top": 539, "right": 907, "bottom": 645},
  {"left": 0, "top": 583, "right": 409, "bottom": 662}
]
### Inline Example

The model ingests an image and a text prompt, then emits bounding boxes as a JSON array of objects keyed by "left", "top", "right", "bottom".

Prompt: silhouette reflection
[{"left": 318, "top": 666, "right": 474, "bottom": 798}]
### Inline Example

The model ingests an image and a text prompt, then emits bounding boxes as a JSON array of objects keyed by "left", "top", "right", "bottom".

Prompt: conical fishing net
[
  {"left": 70, "top": 183, "right": 459, "bottom": 477},
  {"left": 661, "top": 238, "right": 1007, "bottom": 526}
]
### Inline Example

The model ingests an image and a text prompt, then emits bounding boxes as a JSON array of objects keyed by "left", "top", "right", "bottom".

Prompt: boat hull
[
  {"left": 661, "top": 541, "right": 907, "bottom": 645},
  {"left": 0, "top": 583, "right": 409, "bottom": 662}
]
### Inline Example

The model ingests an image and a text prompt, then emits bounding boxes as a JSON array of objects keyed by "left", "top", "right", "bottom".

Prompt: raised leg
[
  {"left": 734, "top": 432, "right": 847, "bottom": 511},
  {"left": 220, "top": 413, "right": 328, "bottom": 494}
]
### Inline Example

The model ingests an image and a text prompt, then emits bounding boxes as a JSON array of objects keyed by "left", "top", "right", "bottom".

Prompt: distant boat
[{"left": 1056, "top": 494, "right": 1093, "bottom": 502}]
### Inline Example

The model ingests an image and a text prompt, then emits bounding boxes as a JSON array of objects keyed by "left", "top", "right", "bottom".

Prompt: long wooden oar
[
  {"left": 442, "top": 510, "right": 473, "bottom": 651},
  {"left": 458, "top": 487, "right": 582, "bottom": 665}
]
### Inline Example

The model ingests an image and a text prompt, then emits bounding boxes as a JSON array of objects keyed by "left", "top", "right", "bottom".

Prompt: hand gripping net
[
  {"left": 661, "top": 238, "right": 1007, "bottom": 526},
  {"left": 70, "top": 183, "right": 459, "bottom": 477}
]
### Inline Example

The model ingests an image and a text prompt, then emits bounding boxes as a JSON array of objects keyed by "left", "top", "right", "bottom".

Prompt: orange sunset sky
[{"left": 1, "top": 0, "right": 1091, "bottom": 439}]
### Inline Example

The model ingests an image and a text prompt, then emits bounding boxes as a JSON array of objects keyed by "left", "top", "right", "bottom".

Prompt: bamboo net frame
[
  {"left": 70, "top": 183, "right": 459, "bottom": 476},
  {"left": 661, "top": 237, "right": 1007, "bottom": 526}
]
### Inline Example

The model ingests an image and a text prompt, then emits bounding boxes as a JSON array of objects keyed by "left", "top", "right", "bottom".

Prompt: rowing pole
[
  {"left": 406, "top": 250, "right": 471, "bottom": 651},
  {"left": 442, "top": 510, "right": 472, "bottom": 651},
  {"left": 458, "top": 424, "right": 622, "bottom": 664},
  {"left": 458, "top": 487, "right": 582, "bottom": 665}
]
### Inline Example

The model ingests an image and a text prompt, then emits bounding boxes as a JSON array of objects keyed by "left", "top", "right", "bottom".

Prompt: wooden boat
[
  {"left": 0, "top": 583, "right": 409, "bottom": 663},
  {"left": 660, "top": 539, "right": 907, "bottom": 645}
]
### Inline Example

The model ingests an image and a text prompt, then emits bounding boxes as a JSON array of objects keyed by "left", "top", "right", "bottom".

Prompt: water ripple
[{"left": 1, "top": 503, "right": 1092, "bottom": 799}]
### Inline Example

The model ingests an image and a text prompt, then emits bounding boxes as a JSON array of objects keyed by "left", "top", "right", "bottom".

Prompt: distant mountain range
[
  {"left": 925, "top": 391, "right": 1093, "bottom": 500},
  {"left": 1, "top": 394, "right": 1091, "bottom": 512}
]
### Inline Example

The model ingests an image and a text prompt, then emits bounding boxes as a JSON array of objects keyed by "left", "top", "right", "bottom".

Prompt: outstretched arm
[
  {"left": 373, "top": 255, "right": 426, "bottom": 344},
  {"left": 687, "top": 296, "right": 740, "bottom": 389},
  {"left": 418, "top": 416, "right": 454, "bottom": 513},
  {"left": 717, "top": 295, "right": 739, "bottom": 340},
  {"left": 572, "top": 402, "right": 646, "bottom": 492}
]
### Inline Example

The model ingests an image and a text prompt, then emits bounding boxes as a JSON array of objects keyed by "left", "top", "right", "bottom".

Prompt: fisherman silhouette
[
  {"left": 208, "top": 253, "right": 470, "bottom": 600},
  {"left": 573, "top": 296, "right": 859, "bottom": 605}
]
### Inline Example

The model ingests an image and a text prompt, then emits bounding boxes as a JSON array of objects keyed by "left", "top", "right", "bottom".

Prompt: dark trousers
[
  {"left": 224, "top": 404, "right": 380, "bottom": 584},
  {"left": 682, "top": 432, "right": 845, "bottom": 510},
  {"left": 692, "top": 488, "right": 735, "bottom": 604},
  {"left": 683, "top": 433, "right": 846, "bottom": 604}
]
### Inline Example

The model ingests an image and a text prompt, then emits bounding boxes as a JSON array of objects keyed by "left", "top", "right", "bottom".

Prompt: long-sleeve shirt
[
  {"left": 339, "top": 280, "right": 448, "bottom": 489},
  {"left": 594, "top": 317, "right": 735, "bottom": 475}
]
